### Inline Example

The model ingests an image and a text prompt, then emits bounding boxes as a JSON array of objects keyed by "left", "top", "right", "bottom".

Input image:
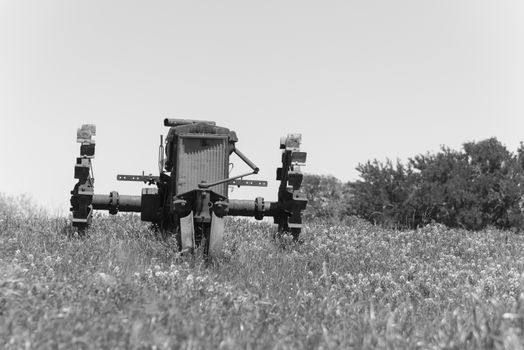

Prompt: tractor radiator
[{"left": 176, "top": 134, "right": 229, "bottom": 196}]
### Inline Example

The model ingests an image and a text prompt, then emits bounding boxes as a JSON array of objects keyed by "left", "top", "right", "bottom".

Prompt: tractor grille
[{"left": 176, "top": 134, "right": 229, "bottom": 196}]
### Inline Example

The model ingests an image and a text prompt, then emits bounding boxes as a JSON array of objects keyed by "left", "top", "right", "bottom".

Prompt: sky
[{"left": 0, "top": 0, "right": 523, "bottom": 214}]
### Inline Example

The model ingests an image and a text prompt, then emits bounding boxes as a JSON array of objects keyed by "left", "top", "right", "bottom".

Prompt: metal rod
[
  {"left": 233, "top": 148, "right": 259, "bottom": 173},
  {"left": 92, "top": 194, "right": 142, "bottom": 212},
  {"left": 164, "top": 118, "right": 216, "bottom": 127},
  {"left": 158, "top": 134, "right": 164, "bottom": 174},
  {"left": 198, "top": 171, "right": 255, "bottom": 189},
  {"left": 227, "top": 200, "right": 255, "bottom": 216},
  {"left": 228, "top": 199, "right": 281, "bottom": 217}
]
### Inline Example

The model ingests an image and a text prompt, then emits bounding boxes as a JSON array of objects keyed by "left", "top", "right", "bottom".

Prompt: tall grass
[{"left": 0, "top": 195, "right": 523, "bottom": 349}]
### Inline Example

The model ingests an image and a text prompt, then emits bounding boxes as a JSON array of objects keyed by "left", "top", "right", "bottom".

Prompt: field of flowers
[{"left": 1, "top": 195, "right": 523, "bottom": 349}]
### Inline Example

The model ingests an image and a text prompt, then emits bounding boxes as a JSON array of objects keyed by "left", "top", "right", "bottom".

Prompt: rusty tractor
[{"left": 70, "top": 119, "right": 307, "bottom": 257}]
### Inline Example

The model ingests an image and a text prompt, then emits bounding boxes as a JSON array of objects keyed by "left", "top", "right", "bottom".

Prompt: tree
[
  {"left": 348, "top": 159, "right": 415, "bottom": 227},
  {"left": 349, "top": 138, "right": 524, "bottom": 230},
  {"left": 301, "top": 174, "right": 349, "bottom": 221}
]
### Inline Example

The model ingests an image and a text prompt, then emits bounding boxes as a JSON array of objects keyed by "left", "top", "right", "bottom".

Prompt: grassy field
[{"left": 1, "top": 195, "right": 523, "bottom": 349}]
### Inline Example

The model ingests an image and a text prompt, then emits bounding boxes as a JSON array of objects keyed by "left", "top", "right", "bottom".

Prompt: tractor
[{"left": 70, "top": 119, "right": 307, "bottom": 257}]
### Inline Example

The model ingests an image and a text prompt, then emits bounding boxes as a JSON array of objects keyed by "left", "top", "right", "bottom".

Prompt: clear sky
[{"left": 1, "top": 0, "right": 523, "bottom": 213}]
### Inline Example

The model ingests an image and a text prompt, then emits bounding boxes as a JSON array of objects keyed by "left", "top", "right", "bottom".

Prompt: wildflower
[
  {"left": 331, "top": 272, "right": 340, "bottom": 283},
  {"left": 57, "top": 307, "right": 71, "bottom": 318},
  {"left": 502, "top": 313, "right": 522, "bottom": 320},
  {"left": 322, "top": 261, "right": 328, "bottom": 277},
  {"left": 94, "top": 272, "right": 116, "bottom": 287}
]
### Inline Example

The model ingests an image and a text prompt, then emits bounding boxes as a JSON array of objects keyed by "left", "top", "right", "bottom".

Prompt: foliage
[
  {"left": 348, "top": 159, "right": 414, "bottom": 228},
  {"left": 349, "top": 138, "right": 524, "bottom": 230},
  {"left": 301, "top": 174, "right": 349, "bottom": 221},
  {"left": 1, "top": 198, "right": 524, "bottom": 349}
]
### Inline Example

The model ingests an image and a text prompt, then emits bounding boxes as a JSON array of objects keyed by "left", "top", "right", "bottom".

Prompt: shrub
[
  {"left": 349, "top": 138, "right": 524, "bottom": 230},
  {"left": 301, "top": 174, "right": 350, "bottom": 222}
]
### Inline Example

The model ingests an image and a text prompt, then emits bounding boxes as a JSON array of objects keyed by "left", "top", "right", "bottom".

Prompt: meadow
[{"left": 1, "top": 195, "right": 523, "bottom": 349}]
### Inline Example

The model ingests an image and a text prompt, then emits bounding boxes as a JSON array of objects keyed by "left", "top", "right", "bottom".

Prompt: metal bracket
[
  {"left": 229, "top": 179, "right": 268, "bottom": 187},
  {"left": 117, "top": 174, "right": 159, "bottom": 185}
]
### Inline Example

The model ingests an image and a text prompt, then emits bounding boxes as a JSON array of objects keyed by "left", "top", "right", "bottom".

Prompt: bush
[
  {"left": 349, "top": 138, "right": 524, "bottom": 230},
  {"left": 301, "top": 174, "right": 350, "bottom": 222}
]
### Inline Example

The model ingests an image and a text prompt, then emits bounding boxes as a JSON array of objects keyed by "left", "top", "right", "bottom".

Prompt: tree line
[{"left": 302, "top": 138, "right": 524, "bottom": 230}]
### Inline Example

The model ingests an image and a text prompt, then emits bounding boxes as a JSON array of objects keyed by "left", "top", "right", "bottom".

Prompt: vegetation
[
  {"left": 301, "top": 174, "right": 349, "bottom": 222},
  {"left": 348, "top": 138, "right": 524, "bottom": 230},
  {"left": 1, "top": 195, "right": 523, "bottom": 349}
]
